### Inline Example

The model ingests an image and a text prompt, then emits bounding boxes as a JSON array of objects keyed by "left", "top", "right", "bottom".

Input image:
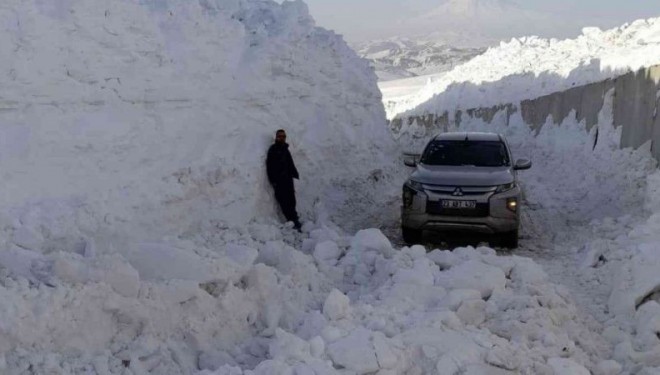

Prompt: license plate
[{"left": 442, "top": 200, "right": 477, "bottom": 209}]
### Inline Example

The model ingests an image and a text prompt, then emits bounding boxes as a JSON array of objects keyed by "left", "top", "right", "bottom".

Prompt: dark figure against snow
[{"left": 266, "top": 129, "right": 302, "bottom": 231}]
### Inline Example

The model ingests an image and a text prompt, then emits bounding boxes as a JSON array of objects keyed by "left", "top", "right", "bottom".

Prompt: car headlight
[
  {"left": 403, "top": 180, "right": 424, "bottom": 208},
  {"left": 407, "top": 180, "right": 425, "bottom": 192},
  {"left": 402, "top": 186, "right": 414, "bottom": 207},
  {"left": 496, "top": 182, "right": 516, "bottom": 193},
  {"left": 506, "top": 197, "right": 518, "bottom": 212}
]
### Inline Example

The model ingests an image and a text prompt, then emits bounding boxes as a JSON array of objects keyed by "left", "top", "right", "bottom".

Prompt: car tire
[
  {"left": 402, "top": 227, "right": 423, "bottom": 245},
  {"left": 500, "top": 230, "right": 519, "bottom": 249}
]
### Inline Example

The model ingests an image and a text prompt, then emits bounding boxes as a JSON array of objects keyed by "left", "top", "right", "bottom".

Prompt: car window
[{"left": 420, "top": 140, "right": 510, "bottom": 167}]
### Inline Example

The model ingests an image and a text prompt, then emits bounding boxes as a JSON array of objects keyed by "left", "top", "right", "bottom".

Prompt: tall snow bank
[
  {"left": 387, "top": 17, "right": 660, "bottom": 118},
  {"left": 0, "top": 0, "right": 399, "bottom": 243}
]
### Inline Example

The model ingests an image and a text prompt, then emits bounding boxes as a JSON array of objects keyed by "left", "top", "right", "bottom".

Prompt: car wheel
[
  {"left": 402, "top": 227, "right": 423, "bottom": 245},
  {"left": 500, "top": 230, "right": 519, "bottom": 249}
]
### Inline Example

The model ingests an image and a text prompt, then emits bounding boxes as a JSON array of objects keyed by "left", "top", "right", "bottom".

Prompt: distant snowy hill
[
  {"left": 354, "top": 0, "right": 588, "bottom": 81},
  {"left": 385, "top": 17, "right": 660, "bottom": 119},
  {"left": 354, "top": 38, "right": 484, "bottom": 81},
  {"left": 389, "top": 0, "right": 583, "bottom": 47}
]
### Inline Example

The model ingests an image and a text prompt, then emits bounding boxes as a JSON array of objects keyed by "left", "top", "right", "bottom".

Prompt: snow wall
[
  {"left": 0, "top": 0, "right": 400, "bottom": 244},
  {"left": 390, "top": 64, "right": 660, "bottom": 160}
]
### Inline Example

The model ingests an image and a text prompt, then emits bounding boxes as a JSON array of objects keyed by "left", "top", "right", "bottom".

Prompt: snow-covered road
[
  {"left": 380, "top": 92, "right": 660, "bottom": 374},
  {"left": 375, "top": 23, "right": 660, "bottom": 375}
]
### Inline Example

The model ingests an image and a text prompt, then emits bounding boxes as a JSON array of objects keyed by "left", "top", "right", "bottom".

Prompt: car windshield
[{"left": 420, "top": 140, "right": 510, "bottom": 167}]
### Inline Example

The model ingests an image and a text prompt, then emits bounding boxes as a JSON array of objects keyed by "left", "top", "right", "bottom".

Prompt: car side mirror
[
  {"left": 403, "top": 152, "right": 420, "bottom": 168},
  {"left": 514, "top": 158, "right": 532, "bottom": 170}
]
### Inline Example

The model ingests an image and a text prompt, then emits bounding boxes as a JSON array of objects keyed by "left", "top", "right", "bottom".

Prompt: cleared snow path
[{"left": 385, "top": 92, "right": 660, "bottom": 374}]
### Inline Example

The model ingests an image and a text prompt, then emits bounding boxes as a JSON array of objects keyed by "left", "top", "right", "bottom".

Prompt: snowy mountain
[
  {"left": 392, "top": 0, "right": 581, "bottom": 47},
  {"left": 354, "top": 38, "right": 485, "bottom": 81},
  {"left": 424, "top": 0, "right": 529, "bottom": 19}
]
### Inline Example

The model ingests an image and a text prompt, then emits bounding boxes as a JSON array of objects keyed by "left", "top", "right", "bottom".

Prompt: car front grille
[
  {"left": 424, "top": 185, "right": 497, "bottom": 196},
  {"left": 426, "top": 201, "right": 490, "bottom": 217}
]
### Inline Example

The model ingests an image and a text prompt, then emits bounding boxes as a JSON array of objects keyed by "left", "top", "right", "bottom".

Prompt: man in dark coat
[{"left": 266, "top": 129, "right": 302, "bottom": 231}]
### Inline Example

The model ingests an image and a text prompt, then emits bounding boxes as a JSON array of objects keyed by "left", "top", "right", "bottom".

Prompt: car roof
[{"left": 433, "top": 132, "right": 502, "bottom": 142}]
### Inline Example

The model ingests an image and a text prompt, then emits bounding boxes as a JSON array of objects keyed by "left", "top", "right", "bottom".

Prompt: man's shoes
[{"left": 293, "top": 221, "right": 302, "bottom": 233}]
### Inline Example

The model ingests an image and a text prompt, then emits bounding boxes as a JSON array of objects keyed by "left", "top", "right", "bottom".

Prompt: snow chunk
[
  {"left": 383, "top": 282, "right": 447, "bottom": 310},
  {"left": 321, "top": 326, "right": 346, "bottom": 343},
  {"left": 309, "top": 226, "right": 343, "bottom": 244},
  {"left": 602, "top": 326, "right": 627, "bottom": 345},
  {"left": 153, "top": 279, "right": 201, "bottom": 305},
  {"left": 95, "top": 255, "right": 141, "bottom": 298},
  {"left": 225, "top": 244, "right": 258, "bottom": 268},
  {"left": 0, "top": 246, "right": 45, "bottom": 281},
  {"left": 122, "top": 242, "right": 234, "bottom": 283},
  {"left": 297, "top": 311, "right": 329, "bottom": 341},
  {"left": 578, "top": 240, "right": 609, "bottom": 270},
  {"left": 547, "top": 358, "right": 590, "bottom": 375},
  {"left": 393, "top": 258, "right": 436, "bottom": 286},
  {"left": 440, "top": 289, "right": 483, "bottom": 311},
  {"left": 373, "top": 332, "right": 399, "bottom": 370},
  {"left": 509, "top": 257, "right": 548, "bottom": 284},
  {"left": 12, "top": 226, "right": 44, "bottom": 251},
  {"left": 269, "top": 328, "right": 311, "bottom": 362},
  {"left": 257, "top": 241, "right": 286, "bottom": 268},
  {"left": 309, "top": 336, "right": 325, "bottom": 358},
  {"left": 436, "top": 260, "right": 506, "bottom": 298},
  {"left": 594, "top": 360, "right": 622, "bottom": 375},
  {"left": 486, "top": 346, "right": 520, "bottom": 371},
  {"left": 48, "top": 252, "right": 140, "bottom": 297},
  {"left": 463, "top": 364, "right": 517, "bottom": 375},
  {"left": 247, "top": 264, "right": 283, "bottom": 334},
  {"left": 609, "top": 244, "right": 660, "bottom": 319},
  {"left": 351, "top": 229, "right": 394, "bottom": 258},
  {"left": 634, "top": 301, "right": 660, "bottom": 350},
  {"left": 645, "top": 170, "right": 660, "bottom": 212},
  {"left": 427, "top": 249, "right": 456, "bottom": 269},
  {"left": 313, "top": 241, "right": 342, "bottom": 266},
  {"left": 327, "top": 328, "right": 379, "bottom": 374},
  {"left": 323, "top": 289, "right": 351, "bottom": 321},
  {"left": 198, "top": 364, "right": 243, "bottom": 375},
  {"left": 456, "top": 299, "right": 487, "bottom": 326},
  {"left": 400, "top": 329, "right": 482, "bottom": 366}
]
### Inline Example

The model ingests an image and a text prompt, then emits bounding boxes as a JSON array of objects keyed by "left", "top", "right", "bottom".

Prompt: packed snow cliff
[
  {"left": 0, "top": 1, "right": 405, "bottom": 371},
  {"left": 0, "top": 0, "right": 399, "bottom": 243}
]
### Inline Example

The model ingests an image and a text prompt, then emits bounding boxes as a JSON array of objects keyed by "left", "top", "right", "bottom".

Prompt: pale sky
[{"left": 301, "top": 0, "right": 660, "bottom": 43}]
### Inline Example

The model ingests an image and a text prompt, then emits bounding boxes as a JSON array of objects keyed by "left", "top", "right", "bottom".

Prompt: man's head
[{"left": 275, "top": 129, "right": 287, "bottom": 144}]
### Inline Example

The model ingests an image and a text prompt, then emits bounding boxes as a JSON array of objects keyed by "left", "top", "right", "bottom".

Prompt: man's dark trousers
[{"left": 273, "top": 178, "right": 298, "bottom": 224}]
